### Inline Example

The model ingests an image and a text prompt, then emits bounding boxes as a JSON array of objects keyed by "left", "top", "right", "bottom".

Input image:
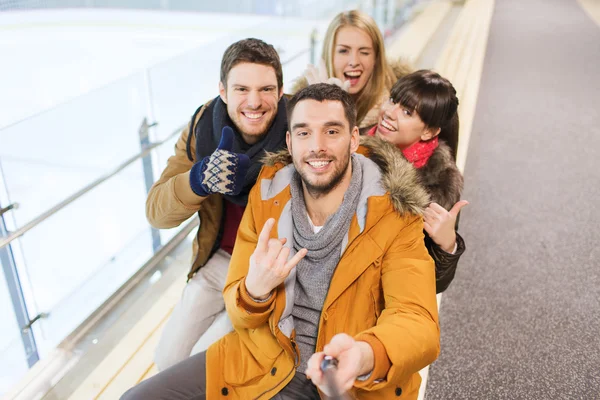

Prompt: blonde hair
[{"left": 321, "top": 10, "right": 396, "bottom": 125}]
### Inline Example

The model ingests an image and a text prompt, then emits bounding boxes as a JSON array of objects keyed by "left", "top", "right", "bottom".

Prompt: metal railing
[{"left": 0, "top": 122, "right": 184, "bottom": 251}]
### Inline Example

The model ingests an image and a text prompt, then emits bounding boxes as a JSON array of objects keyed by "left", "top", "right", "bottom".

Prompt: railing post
[
  {"left": 138, "top": 118, "right": 162, "bottom": 252},
  {"left": 310, "top": 28, "right": 318, "bottom": 65},
  {"left": 0, "top": 203, "right": 39, "bottom": 367}
]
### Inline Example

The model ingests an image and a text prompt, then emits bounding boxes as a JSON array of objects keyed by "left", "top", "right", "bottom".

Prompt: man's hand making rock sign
[{"left": 244, "top": 218, "right": 308, "bottom": 301}]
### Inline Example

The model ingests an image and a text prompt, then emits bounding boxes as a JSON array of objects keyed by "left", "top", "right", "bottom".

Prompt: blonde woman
[{"left": 292, "top": 10, "right": 412, "bottom": 129}]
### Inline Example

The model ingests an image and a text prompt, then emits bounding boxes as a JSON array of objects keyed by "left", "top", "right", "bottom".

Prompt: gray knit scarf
[{"left": 289, "top": 155, "right": 363, "bottom": 373}]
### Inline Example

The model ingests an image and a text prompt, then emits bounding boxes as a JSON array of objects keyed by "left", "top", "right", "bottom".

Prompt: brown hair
[
  {"left": 321, "top": 10, "right": 396, "bottom": 125},
  {"left": 220, "top": 38, "right": 283, "bottom": 90},
  {"left": 287, "top": 83, "right": 357, "bottom": 129},
  {"left": 390, "top": 70, "right": 460, "bottom": 159}
]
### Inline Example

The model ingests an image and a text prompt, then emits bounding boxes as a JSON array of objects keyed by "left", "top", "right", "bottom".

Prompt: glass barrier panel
[
  {"left": 0, "top": 73, "right": 150, "bottom": 234},
  {"left": 14, "top": 160, "right": 152, "bottom": 357}
]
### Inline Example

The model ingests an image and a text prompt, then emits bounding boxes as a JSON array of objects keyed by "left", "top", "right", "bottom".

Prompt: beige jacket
[{"left": 145, "top": 100, "right": 225, "bottom": 280}]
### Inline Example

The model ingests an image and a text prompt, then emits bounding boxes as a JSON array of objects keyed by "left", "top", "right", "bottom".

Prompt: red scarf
[{"left": 367, "top": 126, "right": 438, "bottom": 168}]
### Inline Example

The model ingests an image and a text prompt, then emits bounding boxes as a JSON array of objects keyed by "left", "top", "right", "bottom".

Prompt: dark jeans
[
  {"left": 120, "top": 351, "right": 207, "bottom": 400},
  {"left": 120, "top": 351, "right": 320, "bottom": 400},
  {"left": 273, "top": 372, "right": 321, "bottom": 399}
]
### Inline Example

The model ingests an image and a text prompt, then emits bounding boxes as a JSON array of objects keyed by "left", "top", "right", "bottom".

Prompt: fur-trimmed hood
[
  {"left": 389, "top": 58, "right": 414, "bottom": 80},
  {"left": 357, "top": 135, "right": 463, "bottom": 211},
  {"left": 262, "top": 135, "right": 430, "bottom": 216},
  {"left": 417, "top": 141, "right": 464, "bottom": 211}
]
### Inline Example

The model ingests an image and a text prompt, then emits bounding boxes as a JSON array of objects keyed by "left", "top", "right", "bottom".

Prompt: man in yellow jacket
[{"left": 123, "top": 83, "right": 439, "bottom": 399}]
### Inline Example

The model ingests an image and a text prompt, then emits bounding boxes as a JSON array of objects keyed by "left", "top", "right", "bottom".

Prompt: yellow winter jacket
[{"left": 206, "top": 140, "right": 439, "bottom": 399}]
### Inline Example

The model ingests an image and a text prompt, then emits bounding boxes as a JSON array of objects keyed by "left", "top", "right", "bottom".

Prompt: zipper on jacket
[{"left": 291, "top": 337, "right": 299, "bottom": 367}]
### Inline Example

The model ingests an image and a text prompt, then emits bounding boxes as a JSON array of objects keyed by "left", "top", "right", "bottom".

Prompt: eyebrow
[
  {"left": 291, "top": 122, "right": 308, "bottom": 130},
  {"left": 291, "top": 120, "right": 346, "bottom": 130},
  {"left": 336, "top": 44, "right": 373, "bottom": 51},
  {"left": 230, "top": 84, "right": 277, "bottom": 90}
]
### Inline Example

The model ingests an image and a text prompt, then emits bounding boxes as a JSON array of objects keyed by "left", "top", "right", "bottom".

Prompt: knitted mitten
[{"left": 189, "top": 126, "right": 250, "bottom": 197}]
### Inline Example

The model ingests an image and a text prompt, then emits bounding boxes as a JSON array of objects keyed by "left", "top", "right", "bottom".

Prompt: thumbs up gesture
[
  {"left": 189, "top": 126, "right": 251, "bottom": 197},
  {"left": 423, "top": 201, "right": 469, "bottom": 253}
]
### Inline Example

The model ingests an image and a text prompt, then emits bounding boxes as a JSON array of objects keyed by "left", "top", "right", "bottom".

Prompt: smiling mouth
[
  {"left": 306, "top": 160, "right": 332, "bottom": 169},
  {"left": 344, "top": 71, "right": 362, "bottom": 85},
  {"left": 380, "top": 118, "right": 396, "bottom": 132},
  {"left": 242, "top": 111, "right": 266, "bottom": 120}
]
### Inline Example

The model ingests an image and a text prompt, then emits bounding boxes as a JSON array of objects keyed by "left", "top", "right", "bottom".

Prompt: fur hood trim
[
  {"left": 417, "top": 141, "right": 464, "bottom": 211},
  {"left": 262, "top": 136, "right": 430, "bottom": 215}
]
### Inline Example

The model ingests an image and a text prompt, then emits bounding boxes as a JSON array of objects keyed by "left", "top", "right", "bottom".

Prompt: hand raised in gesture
[
  {"left": 304, "top": 59, "right": 351, "bottom": 91},
  {"left": 245, "top": 218, "right": 308, "bottom": 300},
  {"left": 423, "top": 200, "right": 469, "bottom": 253}
]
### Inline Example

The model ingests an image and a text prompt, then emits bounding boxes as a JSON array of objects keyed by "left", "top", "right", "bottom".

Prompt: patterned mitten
[{"left": 189, "top": 126, "right": 250, "bottom": 197}]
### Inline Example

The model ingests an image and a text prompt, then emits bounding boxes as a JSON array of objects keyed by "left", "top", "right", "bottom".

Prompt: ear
[
  {"left": 286, "top": 131, "right": 292, "bottom": 155},
  {"left": 279, "top": 86, "right": 284, "bottom": 100},
  {"left": 421, "top": 126, "right": 441, "bottom": 141},
  {"left": 219, "top": 81, "right": 227, "bottom": 104},
  {"left": 350, "top": 126, "right": 360, "bottom": 153}
]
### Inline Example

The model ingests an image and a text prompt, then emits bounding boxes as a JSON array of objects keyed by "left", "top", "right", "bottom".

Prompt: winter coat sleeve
[
  {"left": 145, "top": 106, "right": 207, "bottom": 229},
  {"left": 354, "top": 214, "right": 440, "bottom": 391},
  {"left": 427, "top": 231, "right": 466, "bottom": 294}
]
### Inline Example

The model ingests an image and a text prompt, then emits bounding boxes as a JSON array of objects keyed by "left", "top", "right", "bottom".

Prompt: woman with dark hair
[{"left": 364, "top": 69, "right": 467, "bottom": 293}]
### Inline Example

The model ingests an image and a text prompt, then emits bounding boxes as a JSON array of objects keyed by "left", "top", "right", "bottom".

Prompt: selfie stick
[{"left": 321, "top": 356, "right": 344, "bottom": 400}]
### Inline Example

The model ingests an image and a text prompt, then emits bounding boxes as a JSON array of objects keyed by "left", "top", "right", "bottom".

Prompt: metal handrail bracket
[{"left": 0, "top": 202, "right": 18, "bottom": 217}]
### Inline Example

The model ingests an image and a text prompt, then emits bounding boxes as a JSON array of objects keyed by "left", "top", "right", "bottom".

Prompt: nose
[
  {"left": 382, "top": 102, "right": 395, "bottom": 120},
  {"left": 247, "top": 90, "right": 261, "bottom": 109},
  {"left": 309, "top": 133, "right": 328, "bottom": 154},
  {"left": 348, "top": 51, "right": 359, "bottom": 67}
]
